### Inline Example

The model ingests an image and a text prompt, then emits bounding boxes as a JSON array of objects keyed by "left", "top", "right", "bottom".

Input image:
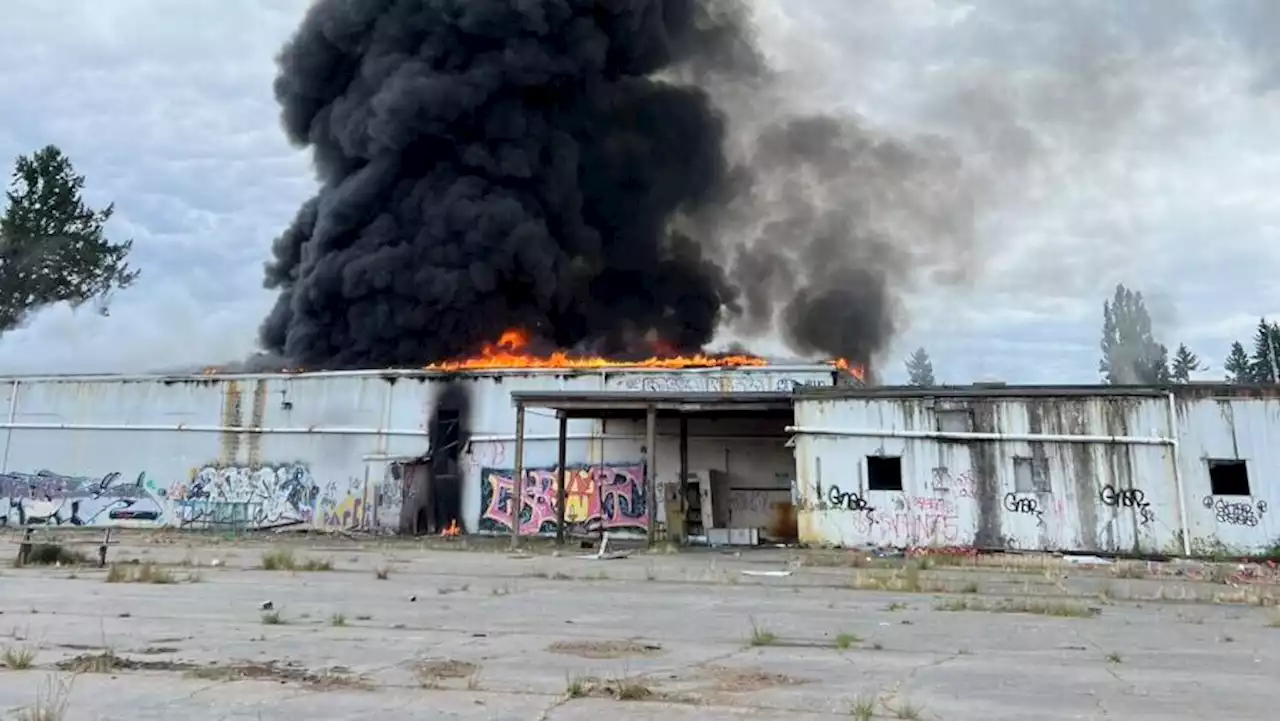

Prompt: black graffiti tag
[
  {"left": 828, "top": 485, "right": 876, "bottom": 522},
  {"left": 1202, "top": 496, "right": 1267, "bottom": 527},
  {"left": 1002, "top": 493, "right": 1044, "bottom": 523},
  {"left": 1099, "top": 485, "right": 1154, "bottom": 527}
]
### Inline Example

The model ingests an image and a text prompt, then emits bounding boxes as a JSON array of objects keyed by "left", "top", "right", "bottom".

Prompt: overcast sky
[{"left": 0, "top": 0, "right": 1275, "bottom": 383}]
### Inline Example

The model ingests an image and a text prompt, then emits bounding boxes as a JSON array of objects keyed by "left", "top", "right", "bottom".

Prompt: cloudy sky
[{"left": 0, "top": 0, "right": 1276, "bottom": 383}]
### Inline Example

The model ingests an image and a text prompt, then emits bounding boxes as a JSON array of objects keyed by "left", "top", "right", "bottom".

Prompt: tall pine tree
[
  {"left": 1099, "top": 284, "right": 1168, "bottom": 384},
  {"left": 0, "top": 145, "right": 138, "bottom": 332},
  {"left": 905, "top": 347, "right": 936, "bottom": 386},
  {"left": 1170, "top": 343, "right": 1202, "bottom": 383},
  {"left": 1224, "top": 342, "right": 1253, "bottom": 383},
  {"left": 1247, "top": 318, "right": 1280, "bottom": 383}
]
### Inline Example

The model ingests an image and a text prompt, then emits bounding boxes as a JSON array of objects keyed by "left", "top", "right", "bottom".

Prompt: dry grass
[
  {"left": 259, "top": 549, "right": 332, "bottom": 571},
  {"left": 414, "top": 659, "right": 479, "bottom": 689},
  {"left": 15, "top": 675, "right": 74, "bottom": 721},
  {"left": 2, "top": 644, "right": 38, "bottom": 669},
  {"left": 933, "top": 597, "right": 1098, "bottom": 618},
  {"left": 105, "top": 563, "right": 190, "bottom": 584},
  {"left": 261, "top": 611, "right": 285, "bottom": 625},
  {"left": 330, "top": 613, "right": 347, "bottom": 627},
  {"left": 374, "top": 566, "right": 390, "bottom": 580},
  {"left": 23, "top": 544, "right": 88, "bottom": 567}
]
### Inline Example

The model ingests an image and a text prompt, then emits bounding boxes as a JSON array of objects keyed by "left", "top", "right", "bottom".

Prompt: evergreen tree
[
  {"left": 905, "top": 347, "right": 936, "bottom": 386},
  {"left": 1247, "top": 317, "right": 1280, "bottom": 383},
  {"left": 1099, "top": 284, "right": 1167, "bottom": 384},
  {"left": 1170, "top": 343, "right": 1202, "bottom": 383},
  {"left": 0, "top": 145, "right": 137, "bottom": 333},
  {"left": 1224, "top": 341, "right": 1253, "bottom": 383}
]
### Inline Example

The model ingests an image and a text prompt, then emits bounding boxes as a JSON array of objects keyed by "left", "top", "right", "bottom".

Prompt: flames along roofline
[{"left": 0, "top": 364, "right": 844, "bottom": 384}]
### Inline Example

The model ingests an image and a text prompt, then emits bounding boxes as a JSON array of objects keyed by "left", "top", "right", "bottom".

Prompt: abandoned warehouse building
[{"left": 0, "top": 367, "right": 1276, "bottom": 556}]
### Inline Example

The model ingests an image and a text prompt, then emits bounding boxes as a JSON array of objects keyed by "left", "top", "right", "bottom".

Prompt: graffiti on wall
[
  {"left": 930, "top": 467, "right": 976, "bottom": 498},
  {"left": 1099, "top": 485, "right": 1154, "bottom": 527},
  {"left": 167, "top": 463, "right": 319, "bottom": 529},
  {"left": 1203, "top": 496, "right": 1267, "bottom": 527},
  {"left": 318, "top": 477, "right": 367, "bottom": 529},
  {"left": 0, "top": 470, "right": 165, "bottom": 526},
  {"left": 479, "top": 463, "right": 648, "bottom": 535}
]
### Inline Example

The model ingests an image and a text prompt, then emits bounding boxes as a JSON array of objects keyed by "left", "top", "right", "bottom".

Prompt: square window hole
[
  {"left": 867, "top": 456, "right": 903, "bottom": 491},
  {"left": 1013, "top": 457, "right": 1035, "bottom": 493},
  {"left": 1208, "top": 459, "right": 1250, "bottom": 496},
  {"left": 936, "top": 409, "right": 972, "bottom": 433}
]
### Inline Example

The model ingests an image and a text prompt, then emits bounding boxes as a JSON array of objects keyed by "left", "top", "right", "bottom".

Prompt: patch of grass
[
  {"left": 885, "top": 602, "right": 908, "bottom": 612},
  {"left": 834, "top": 633, "right": 861, "bottom": 650},
  {"left": 565, "top": 672, "right": 588, "bottom": 698},
  {"left": 891, "top": 699, "right": 925, "bottom": 720},
  {"left": 298, "top": 557, "right": 333, "bottom": 572},
  {"left": 374, "top": 566, "right": 390, "bottom": 580},
  {"left": 2, "top": 644, "right": 38, "bottom": 669},
  {"left": 933, "top": 597, "right": 1097, "bottom": 618},
  {"left": 1111, "top": 563, "right": 1147, "bottom": 579},
  {"left": 748, "top": 618, "right": 778, "bottom": 647},
  {"left": 261, "top": 611, "right": 285, "bottom": 625},
  {"left": 1105, "top": 651, "right": 1122, "bottom": 664},
  {"left": 1266, "top": 616, "right": 1280, "bottom": 628},
  {"left": 15, "top": 675, "right": 73, "bottom": 721},
  {"left": 612, "top": 675, "right": 653, "bottom": 700},
  {"left": 62, "top": 652, "right": 120, "bottom": 674},
  {"left": 106, "top": 563, "right": 183, "bottom": 584},
  {"left": 850, "top": 695, "right": 876, "bottom": 721},
  {"left": 260, "top": 549, "right": 296, "bottom": 571},
  {"left": 330, "top": 613, "right": 346, "bottom": 627},
  {"left": 24, "top": 544, "right": 87, "bottom": 567}
]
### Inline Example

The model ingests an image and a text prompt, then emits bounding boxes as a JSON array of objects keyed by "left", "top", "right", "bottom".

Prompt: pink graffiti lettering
[
  {"left": 480, "top": 464, "right": 649, "bottom": 536},
  {"left": 855, "top": 511, "right": 960, "bottom": 547}
]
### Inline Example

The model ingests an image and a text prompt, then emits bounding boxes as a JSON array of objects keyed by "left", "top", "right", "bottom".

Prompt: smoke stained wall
[{"left": 260, "top": 0, "right": 952, "bottom": 370}]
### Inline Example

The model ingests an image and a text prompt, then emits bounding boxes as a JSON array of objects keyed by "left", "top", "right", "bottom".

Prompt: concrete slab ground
[{"left": 1, "top": 533, "right": 1277, "bottom": 720}]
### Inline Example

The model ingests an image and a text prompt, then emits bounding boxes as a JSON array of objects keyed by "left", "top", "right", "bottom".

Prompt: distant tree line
[{"left": 1099, "top": 283, "right": 1278, "bottom": 385}]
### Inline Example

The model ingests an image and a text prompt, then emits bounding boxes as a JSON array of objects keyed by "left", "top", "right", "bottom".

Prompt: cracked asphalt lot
[{"left": 0, "top": 537, "right": 1277, "bottom": 720}]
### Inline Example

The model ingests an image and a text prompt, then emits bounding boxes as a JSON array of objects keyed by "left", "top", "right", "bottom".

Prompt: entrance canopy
[
  {"left": 507, "top": 390, "right": 796, "bottom": 420},
  {"left": 505, "top": 390, "right": 798, "bottom": 546}
]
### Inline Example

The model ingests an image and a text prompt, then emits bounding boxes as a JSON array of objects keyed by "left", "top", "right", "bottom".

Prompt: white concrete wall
[
  {"left": 0, "top": 367, "right": 830, "bottom": 535},
  {"left": 792, "top": 388, "right": 1280, "bottom": 555}
]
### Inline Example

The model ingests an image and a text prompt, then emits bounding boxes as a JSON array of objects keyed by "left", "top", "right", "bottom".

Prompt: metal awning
[{"left": 508, "top": 391, "right": 797, "bottom": 419}]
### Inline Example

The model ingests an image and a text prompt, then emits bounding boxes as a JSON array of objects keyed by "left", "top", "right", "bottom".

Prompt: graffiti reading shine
[{"left": 479, "top": 463, "right": 648, "bottom": 536}]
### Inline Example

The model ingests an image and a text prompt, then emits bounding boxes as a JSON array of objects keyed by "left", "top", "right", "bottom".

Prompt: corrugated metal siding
[
  {"left": 793, "top": 393, "right": 1280, "bottom": 554},
  {"left": 0, "top": 367, "right": 831, "bottom": 534}
]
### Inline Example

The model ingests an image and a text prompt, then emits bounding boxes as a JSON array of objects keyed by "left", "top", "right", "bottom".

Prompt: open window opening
[
  {"left": 867, "top": 455, "right": 903, "bottom": 491},
  {"left": 1208, "top": 459, "right": 1250, "bottom": 496}
]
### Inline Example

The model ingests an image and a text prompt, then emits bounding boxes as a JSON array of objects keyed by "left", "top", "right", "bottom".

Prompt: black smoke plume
[{"left": 260, "top": 0, "right": 926, "bottom": 369}]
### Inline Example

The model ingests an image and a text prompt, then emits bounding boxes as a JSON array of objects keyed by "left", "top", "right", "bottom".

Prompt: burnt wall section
[
  {"left": 404, "top": 383, "right": 471, "bottom": 535},
  {"left": 792, "top": 387, "right": 1280, "bottom": 556}
]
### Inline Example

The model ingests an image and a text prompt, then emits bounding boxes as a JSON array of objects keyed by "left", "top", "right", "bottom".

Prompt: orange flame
[
  {"left": 425, "top": 328, "right": 770, "bottom": 371},
  {"left": 200, "top": 328, "right": 867, "bottom": 380},
  {"left": 829, "top": 357, "right": 867, "bottom": 382}
]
